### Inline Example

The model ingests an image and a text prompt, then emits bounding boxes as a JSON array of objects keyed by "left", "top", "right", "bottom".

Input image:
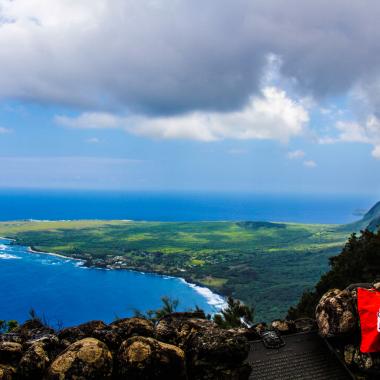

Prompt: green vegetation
[
  {"left": 0, "top": 204, "right": 378, "bottom": 321},
  {"left": 288, "top": 228, "right": 380, "bottom": 319},
  {"left": 213, "top": 297, "right": 254, "bottom": 329},
  {"left": 0, "top": 220, "right": 347, "bottom": 321},
  {"left": 0, "top": 319, "right": 18, "bottom": 333}
]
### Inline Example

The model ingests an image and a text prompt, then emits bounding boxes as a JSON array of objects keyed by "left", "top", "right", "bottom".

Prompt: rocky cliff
[
  {"left": 1, "top": 285, "right": 377, "bottom": 379},
  {"left": 0, "top": 312, "right": 253, "bottom": 380}
]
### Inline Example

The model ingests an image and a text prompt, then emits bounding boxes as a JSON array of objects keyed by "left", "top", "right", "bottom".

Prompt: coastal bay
[
  {"left": 0, "top": 239, "right": 224, "bottom": 327},
  {"left": 0, "top": 219, "right": 356, "bottom": 321}
]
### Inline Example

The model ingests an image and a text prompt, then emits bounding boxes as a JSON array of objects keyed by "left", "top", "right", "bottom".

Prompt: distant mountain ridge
[
  {"left": 361, "top": 201, "right": 380, "bottom": 231},
  {"left": 342, "top": 201, "right": 380, "bottom": 232}
]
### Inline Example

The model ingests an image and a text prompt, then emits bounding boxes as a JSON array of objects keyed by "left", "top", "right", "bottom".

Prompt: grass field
[{"left": 0, "top": 219, "right": 353, "bottom": 321}]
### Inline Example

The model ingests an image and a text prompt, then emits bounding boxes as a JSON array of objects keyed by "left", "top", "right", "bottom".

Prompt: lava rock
[
  {"left": 185, "top": 327, "right": 251, "bottom": 380},
  {"left": 76, "top": 320, "right": 108, "bottom": 335},
  {"left": 227, "top": 327, "right": 260, "bottom": 341},
  {"left": 271, "top": 319, "right": 296, "bottom": 335},
  {"left": 18, "top": 342, "right": 50, "bottom": 379},
  {"left": 0, "top": 364, "right": 16, "bottom": 380},
  {"left": 117, "top": 336, "right": 186, "bottom": 380},
  {"left": 0, "top": 342, "right": 23, "bottom": 366},
  {"left": 12, "top": 320, "right": 54, "bottom": 341},
  {"left": 316, "top": 289, "right": 357, "bottom": 337},
  {"left": 343, "top": 344, "right": 380, "bottom": 371},
  {"left": 0, "top": 335, "right": 23, "bottom": 345},
  {"left": 155, "top": 313, "right": 214, "bottom": 347},
  {"left": 251, "top": 322, "right": 267, "bottom": 336},
  {"left": 110, "top": 317, "right": 154, "bottom": 339},
  {"left": 58, "top": 326, "right": 86, "bottom": 345},
  {"left": 47, "top": 337, "right": 113, "bottom": 380}
]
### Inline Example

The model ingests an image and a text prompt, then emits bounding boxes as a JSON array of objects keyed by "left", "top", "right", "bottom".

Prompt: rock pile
[
  {"left": 315, "top": 282, "right": 380, "bottom": 377},
  {"left": 0, "top": 313, "right": 251, "bottom": 380}
]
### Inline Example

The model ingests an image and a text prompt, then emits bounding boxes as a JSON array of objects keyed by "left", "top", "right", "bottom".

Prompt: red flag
[{"left": 358, "top": 287, "right": 380, "bottom": 353}]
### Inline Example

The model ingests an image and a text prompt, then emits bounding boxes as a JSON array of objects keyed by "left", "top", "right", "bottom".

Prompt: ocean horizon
[
  {"left": 0, "top": 189, "right": 376, "bottom": 224},
  {"left": 0, "top": 189, "right": 377, "bottom": 326}
]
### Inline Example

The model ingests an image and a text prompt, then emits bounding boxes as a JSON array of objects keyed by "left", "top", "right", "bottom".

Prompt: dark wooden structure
[{"left": 247, "top": 332, "right": 354, "bottom": 380}]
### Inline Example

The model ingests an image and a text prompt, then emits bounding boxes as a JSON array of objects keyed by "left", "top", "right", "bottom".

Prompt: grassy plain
[{"left": 0, "top": 220, "right": 352, "bottom": 321}]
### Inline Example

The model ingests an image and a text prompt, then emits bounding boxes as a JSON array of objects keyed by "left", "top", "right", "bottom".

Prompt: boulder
[
  {"left": 12, "top": 319, "right": 54, "bottom": 341},
  {"left": 77, "top": 320, "right": 108, "bottom": 335},
  {"left": 0, "top": 364, "right": 16, "bottom": 380},
  {"left": 0, "top": 335, "right": 23, "bottom": 345},
  {"left": 58, "top": 326, "right": 86, "bottom": 345},
  {"left": 110, "top": 317, "right": 154, "bottom": 340},
  {"left": 316, "top": 289, "right": 357, "bottom": 337},
  {"left": 24, "top": 333, "right": 59, "bottom": 347},
  {"left": 91, "top": 329, "right": 122, "bottom": 351},
  {"left": 117, "top": 336, "right": 186, "bottom": 380},
  {"left": 47, "top": 337, "right": 113, "bottom": 380},
  {"left": 227, "top": 327, "right": 260, "bottom": 341},
  {"left": 343, "top": 344, "right": 380, "bottom": 372},
  {"left": 251, "top": 322, "right": 267, "bottom": 336},
  {"left": 0, "top": 342, "right": 23, "bottom": 366},
  {"left": 58, "top": 320, "right": 108, "bottom": 345},
  {"left": 18, "top": 342, "right": 49, "bottom": 379},
  {"left": 155, "top": 313, "right": 215, "bottom": 347},
  {"left": 185, "top": 327, "right": 251, "bottom": 380},
  {"left": 270, "top": 320, "right": 296, "bottom": 335}
]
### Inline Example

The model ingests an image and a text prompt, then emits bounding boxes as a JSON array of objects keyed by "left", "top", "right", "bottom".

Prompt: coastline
[
  {"left": 27, "top": 246, "right": 84, "bottom": 261},
  {"left": 19, "top": 241, "right": 227, "bottom": 312}
]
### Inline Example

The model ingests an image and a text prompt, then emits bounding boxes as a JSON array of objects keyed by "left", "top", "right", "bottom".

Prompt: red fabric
[{"left": 358, "top": 287, "right": 380, "bottom": 353}]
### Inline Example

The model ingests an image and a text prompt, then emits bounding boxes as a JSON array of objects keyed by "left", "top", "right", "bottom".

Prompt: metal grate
[{"left": 247, "top": 332, "right": 354, "bottom": 380}]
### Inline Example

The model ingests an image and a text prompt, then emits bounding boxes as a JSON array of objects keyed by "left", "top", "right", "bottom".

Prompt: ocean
[
  {"left": 0, "top": 240, "right": 224, "bottom": 327},
  {"left": 0, "top": 190, "right": 376, "bottom": 326},
  {"left": 0, "top": 189, "right": 375, "bottom": 223}
]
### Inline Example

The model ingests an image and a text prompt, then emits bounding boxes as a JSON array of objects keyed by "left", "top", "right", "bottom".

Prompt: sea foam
[
  {"left": 180, "top": 279, "right": 227, "bottom": 311},
  {"left": 0, "top": 253, "right": 21, "bottom": 260}
]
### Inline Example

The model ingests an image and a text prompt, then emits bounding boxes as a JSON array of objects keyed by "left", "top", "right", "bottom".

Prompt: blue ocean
[
  {"left": 0, "top": 189, "right": 375, "bottom": 223},
  {"left": 0, "top": 190, "right": 377, "bottom": 327},
  {"left": 0, "top": 240, "right": 224, "bottom": 327}
]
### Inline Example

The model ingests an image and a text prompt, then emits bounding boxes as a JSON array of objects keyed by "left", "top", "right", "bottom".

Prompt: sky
[{"left": 0, "top": 0, "right": 379, "bottom": 194}]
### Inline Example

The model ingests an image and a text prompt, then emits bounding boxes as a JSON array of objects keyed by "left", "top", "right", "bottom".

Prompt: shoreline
[
  {"left": 27, "top": 246, "right": 84, "bottom": 261},
  {"left": 17, "top": 242, "right": 227, "bottom": 312}
]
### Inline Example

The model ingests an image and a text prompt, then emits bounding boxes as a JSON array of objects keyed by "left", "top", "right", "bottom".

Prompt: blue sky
[{"left": 0, "top": 1, "right": 379, "bottom": 195}]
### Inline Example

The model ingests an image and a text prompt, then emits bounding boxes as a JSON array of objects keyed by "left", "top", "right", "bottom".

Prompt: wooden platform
[{"left": 246, "top": 332, "right": 354, "bottom": 380}]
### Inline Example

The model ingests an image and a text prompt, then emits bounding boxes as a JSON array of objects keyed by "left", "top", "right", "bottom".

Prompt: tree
[
  {"left": 0, "top": 320, "right": 19, "bottom": 333},
  {"left": 288, "top": 229, "right": 380, "bottom": 319},
  {"left": 213, "top": 297, "right": 254, "bottom": 329}
]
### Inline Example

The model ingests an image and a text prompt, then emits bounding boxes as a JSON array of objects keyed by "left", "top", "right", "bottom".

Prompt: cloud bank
[
  {"left": 56, "top": 87, "right": 309, "bottom": 141},
  {"left": 0, "top": 0, "right": 380, "bottom": 115},
  {"left": 1, "top": 0, "right": 380, "bottom": 155}
]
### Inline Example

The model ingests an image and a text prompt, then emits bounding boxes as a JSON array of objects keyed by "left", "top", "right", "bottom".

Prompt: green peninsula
[{"left": 1, "top": 203, "right": 378, "bottom": 321}]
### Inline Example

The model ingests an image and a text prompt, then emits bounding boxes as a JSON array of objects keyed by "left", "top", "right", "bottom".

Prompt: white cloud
[
  {"left": 372, "top": 145, "right": 380, "bottom": 159},
  {"left": 287, "top": 150, "right": 305, "bottom": 159},
  {"left": 303, "top": 160, "right": 317, "bottom": 168},
  {"left": 56, "top": 86, "right": 309, "bottom": 142},
  {"left": 320, "top": 115, "right": 380, "bottom": 159}
]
